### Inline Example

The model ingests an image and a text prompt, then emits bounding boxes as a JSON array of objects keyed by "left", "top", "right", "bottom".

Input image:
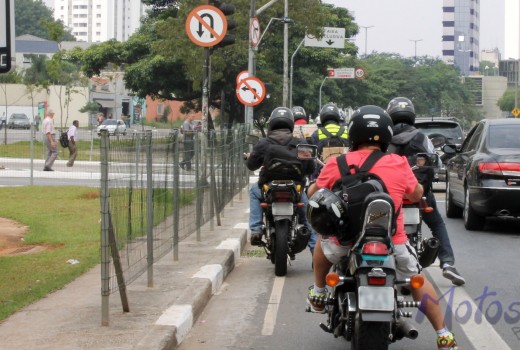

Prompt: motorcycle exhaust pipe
[
  {"left": 291, "top": 224, "right": 311, "bottom": 254},
  {"left": 395, "top": 319, "right": 419, "bottom": 340},
  {"left": 418, "top": 237, "right": 440, "bottom": 268}
]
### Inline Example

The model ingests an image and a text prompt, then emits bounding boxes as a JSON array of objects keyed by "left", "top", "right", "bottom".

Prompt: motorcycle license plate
[
  {"left": 271, "top": 202, "right": 293, "bottom": 216},
  {"left": 358, "top": 286, "right": 394, "bottom": 312},
  {"left": 403, "top": 207, "right": 420, "bottom": 225}
]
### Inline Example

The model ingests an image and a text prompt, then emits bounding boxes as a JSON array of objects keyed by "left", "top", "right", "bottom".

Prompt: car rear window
[
  {"left": 416, "top": 122, "right": 464, "bottom": 143},
  {"left": 488, "top": 125, "right": 520, "bottom": 149}
]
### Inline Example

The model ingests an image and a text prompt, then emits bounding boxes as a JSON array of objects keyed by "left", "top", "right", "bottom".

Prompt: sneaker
[
  {"left": 43, "top": 167, "right": 54, "bottom": 171},
  {"left": 437, "top": 332, "right": 458, "bottom": 349},
  {"left": 443, "top": 266, "right": 466, "bottom": 286},
  {"left": 307, "top": 286, "right": 327, "bottom": 313},
  {"left": 250, "top": 232, "right": 263, "bottom": 246}
]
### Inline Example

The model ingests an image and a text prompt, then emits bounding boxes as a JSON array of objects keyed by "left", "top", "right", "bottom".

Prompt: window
[
  {"left": 443, "top": 21, "right": 455, "bottom": 27},
  {"left": 22, "top": 55, "right": 32, "bottom": 63},
  {"left": 157, "top": 104, "right": 164, "bottom": 114}
]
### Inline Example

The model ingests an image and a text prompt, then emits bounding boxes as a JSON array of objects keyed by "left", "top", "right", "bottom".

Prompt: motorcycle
[
  {"left": 403, "top": 153, "right": 441, "bottom": 269},
  {"left": 308, "top": 191, "right": 424, "bottom": 349}
]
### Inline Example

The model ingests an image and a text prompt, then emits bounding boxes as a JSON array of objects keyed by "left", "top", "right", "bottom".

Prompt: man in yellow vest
[{"left": 310, "top": 103, "right": 349, "bottom": 162}]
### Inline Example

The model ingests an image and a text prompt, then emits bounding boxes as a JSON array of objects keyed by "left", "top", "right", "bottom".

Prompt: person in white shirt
[
  {"left": 66, "top": 120, "right": 79, "bottom": 167},
  {"left": 42, "top": 109, "right": 57, "bottom": 171}
]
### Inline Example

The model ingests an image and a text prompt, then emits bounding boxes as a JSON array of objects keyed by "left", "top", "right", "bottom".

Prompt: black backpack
[
  {"left": 332, "top": 151, "right": 398, "bottom": 244},
  {"left": 59, "top": 131, "right": 69, "bottom": 148},
  {"left": 259, "top": 139, "right": 304, "bottom": 186},
  {"left": 318, "top": 126, "right": 350, "bottom": 148}
]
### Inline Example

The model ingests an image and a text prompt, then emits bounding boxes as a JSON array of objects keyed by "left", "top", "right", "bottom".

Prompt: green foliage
[
  {"left": 497, "top": 89, "right": 520, "bottom": 112},
  {"left": 22, "top": 55, "right": 51, "bottom": 86}
]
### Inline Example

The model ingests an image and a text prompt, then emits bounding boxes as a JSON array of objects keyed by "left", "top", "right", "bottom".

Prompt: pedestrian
[
  {"left": 0, "top": 112, "right": 6, "bottom": 130},
  {"left": 97, "top": 113, "right": 105, "bottom": 126},
  {"left": 34, "top": 114, "right": 41, "bottom": 132},
  {"left": 66, "top": 120, "right": 79, "bottom": 167},
  {"left": 179, "top": 114, "right": 196, "bottom": 171},
  {"left": 42, "top": 109, "right": 58, "bottom": 171}
]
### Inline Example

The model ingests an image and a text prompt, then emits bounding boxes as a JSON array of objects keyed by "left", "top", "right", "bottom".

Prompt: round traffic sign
[
  {"left": 186, "top": 5, "right": 227, "bottom": 47},
  {"left": 236, "top": 77, "right": 266, "bottom": 107},
  {"left": 250, "top": 17, "right": 261, "bottom": 47},
  {"left": 355, "top": 67, "right": 365, "bottom": 79},
  {"left": 236, "top": 70, "right": 250, "bottom": 85}
]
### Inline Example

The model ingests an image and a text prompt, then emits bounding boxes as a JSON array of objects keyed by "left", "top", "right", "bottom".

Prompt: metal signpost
[{"left": 0, "top": 0, "right": 14, "bottom": 74}]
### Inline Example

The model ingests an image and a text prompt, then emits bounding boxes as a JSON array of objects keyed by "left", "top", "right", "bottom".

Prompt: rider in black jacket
[{"left": 387, "top": 97, "right": 465, "bottom": 286}]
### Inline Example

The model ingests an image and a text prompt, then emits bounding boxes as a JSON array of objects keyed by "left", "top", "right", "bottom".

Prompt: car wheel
[
  {"left": 445, "top": 179, "right": 462, "bottom": 218},
  {"left": 463, "top": 186, "right": 485, "bottom": 231}
]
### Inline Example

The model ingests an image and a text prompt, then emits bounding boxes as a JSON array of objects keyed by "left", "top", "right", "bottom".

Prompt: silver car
[{"left": 97, "top": 119, "right": 127, "bottom": 136}]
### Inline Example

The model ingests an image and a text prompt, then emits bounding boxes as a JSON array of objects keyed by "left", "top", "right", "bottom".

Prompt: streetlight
[
  {"left": 410, "top": 39, "right": 422, "bottom": 60},
  {"left": 360, "top": 25, "right": 374, "bottom": 57},
  {"left": 289, "top": 38, "right": 305, "bottom": 108}
]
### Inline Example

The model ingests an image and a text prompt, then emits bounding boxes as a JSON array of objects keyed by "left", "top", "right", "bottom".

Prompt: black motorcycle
[{"left": 309, "top": 191, "right": 424, "bottom": 350}]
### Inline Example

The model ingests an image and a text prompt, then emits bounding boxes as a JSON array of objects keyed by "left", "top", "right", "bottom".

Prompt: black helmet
[
  {"left": 268, "top": 107, "right": 294, "bottom": 132},
  {"left": 292, "top": 106, "right": 307, "bottom": 122},
  {"left": 319, "top": 103, "right": 341, "bottom": 125},
  {"left": 386, "top": 97, "right": 416, "bottom": 125},
  {"left": 307, "top": 188, "right": 348, "bottom": 237},
  {"left": 348, "top": 105, "right": 393, "bottom": 152}
]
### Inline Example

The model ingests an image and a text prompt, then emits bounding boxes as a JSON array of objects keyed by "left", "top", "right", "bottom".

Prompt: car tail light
[
  {"left": 272, "top": 191, "right": 293, "bottom": 202},
  {"left": 479, "top": 162, "right": 520, "bottom": 176},
  {"left": 362, "top": 241, "right": 389, "bottom": 255}
]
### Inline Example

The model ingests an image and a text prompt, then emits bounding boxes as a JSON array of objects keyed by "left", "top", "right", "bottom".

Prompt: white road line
[{"left": 261, "top": 276, "right": 285, "bottom": 335}]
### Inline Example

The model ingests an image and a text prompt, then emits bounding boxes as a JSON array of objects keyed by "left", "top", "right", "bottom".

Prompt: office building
[
  {"left": 53, "top": 0, "right": 149, "bottom": 42},
  {"left": 505, "top": 0, "right": 520, "bottom": 59},
  {"left": 442, "top": 0, "right": 480, "bottom": 76}
]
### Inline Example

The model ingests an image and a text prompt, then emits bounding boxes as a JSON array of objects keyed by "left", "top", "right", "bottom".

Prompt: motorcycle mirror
[{"left": 297, "top": 144, "right": 318, "bottom": 160}]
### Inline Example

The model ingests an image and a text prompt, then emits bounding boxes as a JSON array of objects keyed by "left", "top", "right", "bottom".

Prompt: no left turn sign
[
  {"left": 236, "top": 77, "right": 266, "bottom": 107},
  {"left": 186, "top": 5, "right": 227, "bottom": 47}
]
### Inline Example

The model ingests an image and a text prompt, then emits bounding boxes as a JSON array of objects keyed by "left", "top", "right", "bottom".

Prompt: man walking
[
  {"left": 66, "top": 120, "right": 79, "bottom": 167},
  {"left": 180, "top": 114, "right": 196, "bottom": 171},
  {"left": 43, "top": 109, "right": 58, "bottom": 171}
]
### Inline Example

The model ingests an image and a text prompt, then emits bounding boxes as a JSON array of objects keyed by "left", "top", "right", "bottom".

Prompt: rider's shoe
[
  {"left": 442, "top": 265, "right": 465, "bottom": 286},
  {"left": 250, "top": 232, "right": 263, "bottom": 246},
  {"left": 307, "top": 286, "right": 327, "bottom": 313},
  {"left": 437, "top": 332, "right": 458, "bottom": 349}
]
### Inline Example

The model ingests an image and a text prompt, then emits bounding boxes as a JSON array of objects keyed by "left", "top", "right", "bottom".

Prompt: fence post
[
  {"left": 100, "top": 130, "right": 111, "bottom": 326},
  {"left": 172, "top": 131, "right": 180, "bottom": 261},
  {"left": 145, "top": 130, "right": 154, "bottom": 287}
]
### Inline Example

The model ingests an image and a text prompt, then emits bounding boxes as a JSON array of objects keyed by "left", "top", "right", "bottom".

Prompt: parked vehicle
[
  {"left": 415, "top": 118, "right": 464, "bottom": 181},
  {"left": 310, "top": 190, "right": 423, "bottom": 349},
  {"left": 97, "top": 119, "right": 127, "bottom": 136},
  {"left": 444, "top": 118, "right": 520, "bottom": 230},
  {"left": 8, "top": 113, "right": 31, "bottom": 130}
]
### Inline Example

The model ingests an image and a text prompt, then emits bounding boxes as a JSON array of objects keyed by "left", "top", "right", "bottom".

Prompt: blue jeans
[
  {"left": 422, "top": 191, "right": 455, "bottom": 267},
  {"left": 249, "top": 183, "right": 317, "bottom": 253}
]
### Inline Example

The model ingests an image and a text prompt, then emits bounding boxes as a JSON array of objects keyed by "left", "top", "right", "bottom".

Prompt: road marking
[{"left": 261, "top": 276, "right": 285, "bottom": 335}]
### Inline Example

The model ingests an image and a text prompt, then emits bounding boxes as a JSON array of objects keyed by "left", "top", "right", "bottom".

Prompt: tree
[
  {"left": 497, "top": 89, "right": 520, "bottom": 112},
  {"left": 14, "top": 0, "right": 75, "bottom": 41}
]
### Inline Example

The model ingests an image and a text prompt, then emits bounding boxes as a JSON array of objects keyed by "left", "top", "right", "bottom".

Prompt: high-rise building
[
  {"left": 53, "top": 0, "right": 149, "bottom": 42},
  {"left": 442, "top": 0, "right": 480, "bottom": 76},
  {"left": 504, "top": 0, "right": 520, "bottom": 59}
]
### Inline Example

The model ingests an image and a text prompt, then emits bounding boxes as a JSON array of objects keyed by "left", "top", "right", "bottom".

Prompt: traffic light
[{"left": 212, "top": 1, "right": 235, "bottom": 49}]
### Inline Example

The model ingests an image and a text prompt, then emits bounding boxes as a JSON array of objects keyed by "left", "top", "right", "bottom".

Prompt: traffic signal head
[{"left": 212, "top": 1, "right": 236, "bottom": 49}]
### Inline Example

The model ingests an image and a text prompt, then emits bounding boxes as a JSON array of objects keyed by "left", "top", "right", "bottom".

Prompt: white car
[{"left": 97, "top": 119, "right": 127, "bottom": 136}]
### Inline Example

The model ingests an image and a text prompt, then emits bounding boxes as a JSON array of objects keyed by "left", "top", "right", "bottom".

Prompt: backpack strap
[{"left": 358, "top": 150, "right": 386, "bottom": 172}]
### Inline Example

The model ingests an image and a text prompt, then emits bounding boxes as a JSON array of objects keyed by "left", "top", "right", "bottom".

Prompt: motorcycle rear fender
[{"left": 360, "top": 310, "right": 394, "bottom": 322}]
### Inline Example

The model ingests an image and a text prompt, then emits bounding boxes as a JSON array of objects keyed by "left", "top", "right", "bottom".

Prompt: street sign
[
  {"left": 304, "top": 27, "right": 345, "bottom": 49},
  {"left": 355, "top": 67, "right": 365, "bottom": 79},
  {"left": 236, "top": 70, "right": 250, "bottom": 85},
  {"left": 512, "top": 108, "right": 520, "bottom": 117},
  {"left": 250, "top": 17, "right": 261, "bottom": 47},
  {"left": 236, "top": 76, "right": 266, "bottom": 107},
  {"left": 185, "top": 5, "right": 227, "bottom": 47},
  {"left": 0, "top": 0, "right": 14, "bottom": 74},
  {"left": 327, "top": 67, "right": 355, "bottom": 79}
]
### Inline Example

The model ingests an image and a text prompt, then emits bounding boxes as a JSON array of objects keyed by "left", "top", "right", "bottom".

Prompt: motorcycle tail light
[
  {"left": 410, "top": 274, "right": 425, "bottom": 289},
  {"left": 296, "top": 202, "right": 305, "bottom": 208},
  {"left": 361, "top": 241, "right": 389, "bottom": 255},
  {"left": 260, "top": 202, "right": 268, "bottom": 209},
  {"left": 326, "top": 272, "right": 340, "bottom": 287},
  {"left": 272, "top": 191, "right": 293, "bottom": 202},
  {"left": 367, "top": 276, "right": 386, "bottom": 286}
]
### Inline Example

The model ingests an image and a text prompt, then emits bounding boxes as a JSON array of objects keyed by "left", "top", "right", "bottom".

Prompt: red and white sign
[
  {"left": 236, "top": 76, "right": 266, "bottom": 107},
  {"left": 250, "top": 17, "right": 261, "bottom": 47},
  {"left": 327, "top": 67, "right": 355, "bottom": 79},
  {"left": 236, "top": 70, "right": 250, "bottom": 85},
  {"left": 186, "top": 5, "right": 227, "bottom": 47},
  {"left": 355, "top": 67, "right": 365, "bottom": 79}
]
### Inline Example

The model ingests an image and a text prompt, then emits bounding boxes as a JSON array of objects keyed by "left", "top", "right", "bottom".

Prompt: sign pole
[
  {"left": 289, "top": 38, "right": 305, "bottom": 109},
  {"left": 319, "top": 76, "right": 328, "bottom": 112}
]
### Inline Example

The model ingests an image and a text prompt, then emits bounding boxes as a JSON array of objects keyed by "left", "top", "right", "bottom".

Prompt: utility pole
[
  {"left": 360, "top": 25, "right": 374, "bottom": 57},
  {"left": 410, "top": 39, "right": 422, "bottom": 60},
  {"left": 289, "top": 38, "right": 305, "bottom": 108},
  {"left": 282, "top": 0, "right": 289, "bottom": 106}
]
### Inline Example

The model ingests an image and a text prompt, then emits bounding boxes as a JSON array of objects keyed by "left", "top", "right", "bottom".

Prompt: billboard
[{"left": 0, "top": 0, "right": 14, "bottom": 74}]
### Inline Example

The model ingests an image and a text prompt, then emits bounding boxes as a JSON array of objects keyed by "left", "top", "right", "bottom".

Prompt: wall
[{"left": 480, "top": 76, "right": 509, "bottom": 118}]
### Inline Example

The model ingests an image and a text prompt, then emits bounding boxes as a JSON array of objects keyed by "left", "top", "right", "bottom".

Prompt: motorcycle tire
[
  {"left": 352, "top": 315, "right": 390, "bottom": 350},
  {"left": 274, "top": 219, "right": 289, "bottom": 276}
]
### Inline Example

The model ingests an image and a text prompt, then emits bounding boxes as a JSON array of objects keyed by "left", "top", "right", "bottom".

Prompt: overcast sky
[{"left": 324, "top": 0, "right": 505, "bottom": 58}]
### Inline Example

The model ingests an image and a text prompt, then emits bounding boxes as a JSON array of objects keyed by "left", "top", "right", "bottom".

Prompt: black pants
[{"left": 181, "top": 140, "right": 194, "bottom": 169}]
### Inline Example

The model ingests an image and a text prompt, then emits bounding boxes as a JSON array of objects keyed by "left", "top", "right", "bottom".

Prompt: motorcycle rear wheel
[
  {"left": 274, "top": 220, "right": 289, "bottom": 276},
  {"left": 352, "top": 315, "right": 390, "bottom": 350}
]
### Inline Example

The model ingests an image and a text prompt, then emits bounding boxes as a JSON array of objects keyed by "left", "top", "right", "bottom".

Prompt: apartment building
[
  {"left": 53, "top": 0, "right": 149, "bottom": 42},
  {"left": 442, "top": 0, "right": 480, "bottom": 76}
]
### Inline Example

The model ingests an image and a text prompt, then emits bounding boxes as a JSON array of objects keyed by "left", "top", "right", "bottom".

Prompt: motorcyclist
[
  {"left": 306, "top": 105, "right": 459, "bottom": 350},
  {"left": 244, "top": 107, "right": 317, "bottom": 251},
  {"left": 292, "top": 106, "right": 308, "bottom": 125},
  {"left": 386, "top": 97, "right": 465, "bottom": 286},
  {"left": 310, "top": 103, "right": 350, "bottom": 162}
]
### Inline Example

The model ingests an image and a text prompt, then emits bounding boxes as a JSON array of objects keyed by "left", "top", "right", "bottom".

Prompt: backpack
[
  {"left": 59, "top": 131, "right": 69, "bottom": 148},
  {"left": 259, "top": 139, "right": 304, "bottom": 186},
  {"left": 332, "top": 151, "right": 398, "bottom": 244}
]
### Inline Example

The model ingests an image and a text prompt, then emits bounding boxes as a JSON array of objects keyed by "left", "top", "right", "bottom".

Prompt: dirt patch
[{"left": 0, "top": 218, "right": 49, "bottom": 256}]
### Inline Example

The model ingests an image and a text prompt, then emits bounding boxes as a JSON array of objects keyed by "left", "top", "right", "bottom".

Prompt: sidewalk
[{"left": 0, "top": 187, "right": 252, "bottom": 350}]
